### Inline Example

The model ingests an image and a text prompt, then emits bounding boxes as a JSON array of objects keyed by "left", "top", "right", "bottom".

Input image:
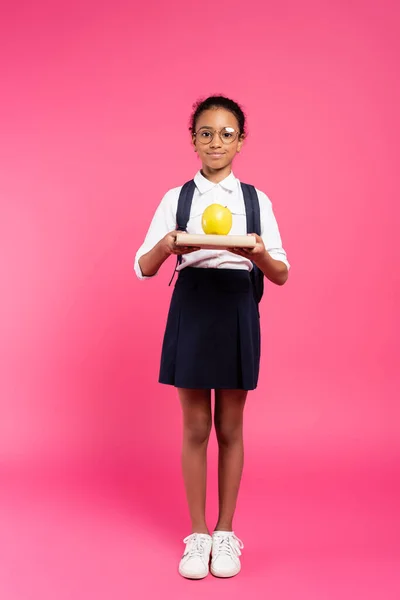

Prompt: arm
[
  {"left": 134, "top": 189, "right": 199, "bottom": 279},
  {"left": 249, "top": 235, "right": 288, "bottom": 285},
  {"left": 138, "top": 236, "right": 170, "bottom": 278},
  {"left": 231, "top": 191, "right": 290, "bottom": 286},
  {"left": 139, "top": 231, "right": 199, "bottom": 277}
]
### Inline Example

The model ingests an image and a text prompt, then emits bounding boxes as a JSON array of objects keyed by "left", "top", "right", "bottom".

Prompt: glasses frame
[{"left": 193, "top": 127, "right": 240, "bottom": 145}]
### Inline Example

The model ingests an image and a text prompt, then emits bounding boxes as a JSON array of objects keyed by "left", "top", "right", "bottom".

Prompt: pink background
[{"left": 1, "top": 1, "right": 399, "bottom": 598}]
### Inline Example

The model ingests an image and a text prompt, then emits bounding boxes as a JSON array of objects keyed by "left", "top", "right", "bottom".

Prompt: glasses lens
[
  {"left": 219, "top": 127, "right": 237, "bottom": 144},
  {"left": 196, "top": 129, "right": 214, "bottom": 144}
]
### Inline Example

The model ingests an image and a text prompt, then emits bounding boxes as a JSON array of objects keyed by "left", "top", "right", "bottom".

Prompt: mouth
[{"left": 207, "top": 153, "right": 225, "bottom": 159}]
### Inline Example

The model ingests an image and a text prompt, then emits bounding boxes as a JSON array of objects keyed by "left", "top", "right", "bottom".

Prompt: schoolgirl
[{"left": 134, "top": 96, "right": 290, "bottom": 579}]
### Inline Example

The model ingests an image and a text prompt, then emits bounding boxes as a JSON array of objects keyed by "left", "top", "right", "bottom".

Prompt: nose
[{"left": 210, "top": 133, "right": 222, "bottom": 149}]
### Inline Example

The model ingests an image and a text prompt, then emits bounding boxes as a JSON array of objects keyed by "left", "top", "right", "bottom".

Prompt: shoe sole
[
  {"left": 210, "top": 566, "right": 241, "bottom": 578},
  {"left": 178, "top": 569, "right": 209, "bottom": 580}
]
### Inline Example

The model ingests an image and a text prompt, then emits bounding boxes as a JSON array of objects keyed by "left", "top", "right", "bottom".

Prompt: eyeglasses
[{"left": 193, "top": 126, "right": 239, "bottom": 145}]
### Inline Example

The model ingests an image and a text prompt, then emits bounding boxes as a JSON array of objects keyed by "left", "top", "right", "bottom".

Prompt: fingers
[
  {"left": 171, "top": 246, "right": 200, "bottom": 255},
  {"left": 188, "top": 248, "right": 201, "bottom": 254},
  {"left": 230, "top": 248, "right": 251, "bottom": 257},
  {"left": 180, "top": 247, "right": 200, "bottom": 254},
  {"left": 170, "top": 231, "right": 195, "bottom": 254}
]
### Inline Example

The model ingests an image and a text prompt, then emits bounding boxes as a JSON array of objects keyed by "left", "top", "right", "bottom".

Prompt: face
[{"left": 192, "top": 108, "right": 244, "bottom": 173}]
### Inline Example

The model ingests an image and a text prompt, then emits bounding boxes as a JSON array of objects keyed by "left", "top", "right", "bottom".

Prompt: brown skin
[
  {"left": 213, "top": 389, "right": 247, "bottom": 532},
  {"left": 179, "top": 387, "right": 247, "bottom": 535},
  {"left": 192, "top": 107, "right": 244, "bottom": 183},
  {"left": 140, "top": 106, "right": 288, "bottom": 535},
  {"left": 179, "top": 388, "right": 212, "bottom": 534}
]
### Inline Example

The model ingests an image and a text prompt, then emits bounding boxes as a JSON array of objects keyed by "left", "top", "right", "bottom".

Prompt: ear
[
  {"left": 237, "top": 134, "right": 245, "bottom": 153},
  {"left": 191, "top": 133, "right": 197, "bottom": 151}
]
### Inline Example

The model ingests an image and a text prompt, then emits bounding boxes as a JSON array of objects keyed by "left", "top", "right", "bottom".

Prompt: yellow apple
[{"left": 202, "top": 204, "right": 232, "bottom": 235}]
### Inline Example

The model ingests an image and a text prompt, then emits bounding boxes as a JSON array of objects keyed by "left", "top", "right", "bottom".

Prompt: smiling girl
[{"left": 134, "top": 96, "right": 290, "bottom": 579}]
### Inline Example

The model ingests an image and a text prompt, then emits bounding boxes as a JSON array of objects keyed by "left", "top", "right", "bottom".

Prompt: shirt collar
[{"left": 194, "top": 170, "right": 238, "bottom": 194}]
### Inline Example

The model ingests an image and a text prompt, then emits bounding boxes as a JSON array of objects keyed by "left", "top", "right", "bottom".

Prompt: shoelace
[
  {"left": 183, "top": 534, "right": 209, "bottom": 559},
  {"left": 213, "top": 533, "right": 244, "bottom": 559}
]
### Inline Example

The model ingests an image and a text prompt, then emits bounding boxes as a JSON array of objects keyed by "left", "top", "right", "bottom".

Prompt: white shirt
[{"left": 134, "top": 171, "right": 290, "bottom": 279}]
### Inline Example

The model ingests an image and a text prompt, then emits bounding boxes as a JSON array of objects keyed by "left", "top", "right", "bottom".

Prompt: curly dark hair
[{"left": 189, "top": 95, "right": 246, "bottom": 137}]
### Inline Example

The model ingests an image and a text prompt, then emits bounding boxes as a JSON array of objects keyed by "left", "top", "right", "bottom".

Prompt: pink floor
[{"left": 1, "top": 459, "right": 399, "bottom": 600}]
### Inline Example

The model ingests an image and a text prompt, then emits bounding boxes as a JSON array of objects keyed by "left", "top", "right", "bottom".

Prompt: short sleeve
[
  {"left": 257, "top": 190, "right": 290, "bottom": 270},
  {"left": 134, "top": 188, "right": 179, "bottom": 279}
]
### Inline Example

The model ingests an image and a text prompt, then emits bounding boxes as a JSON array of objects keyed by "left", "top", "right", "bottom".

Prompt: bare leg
[
  {"left": 178, "top": 388, "right": 212, "bottom": 534},
  {"left": 214, "top": 389, "right": 247, "bottom": 532}
]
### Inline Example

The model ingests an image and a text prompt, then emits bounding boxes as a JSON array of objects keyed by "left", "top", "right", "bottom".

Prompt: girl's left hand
[{"left": 230, "top": 233, "right": 266, "bottom": 260}]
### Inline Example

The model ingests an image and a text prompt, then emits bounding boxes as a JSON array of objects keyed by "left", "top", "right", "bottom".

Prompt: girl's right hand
[
  {"left": 138, "top": 231, "right": 200, "bottom": 278},
  {"left": 160, "top": 230, "right": 200, "bottom": 256}
]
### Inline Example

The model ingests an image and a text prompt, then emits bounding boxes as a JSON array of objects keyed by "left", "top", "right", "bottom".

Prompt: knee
[
  {"left": 184, "top": 417, "right": 212, "bottom": 445},
  {"left": 214, "top": 419, "right": 243, "bottom": 447}
]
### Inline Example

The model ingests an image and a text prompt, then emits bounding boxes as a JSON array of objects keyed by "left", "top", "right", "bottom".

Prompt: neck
[{"left": 201, "top": 164, "right": 232, "bottom": 184}]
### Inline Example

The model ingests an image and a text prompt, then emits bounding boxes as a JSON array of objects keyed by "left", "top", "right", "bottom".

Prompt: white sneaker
[
  {"left": 178, "top": 533, "right": 212, "bottom": 579},
  {"left": 211, "top": 531, "right": 244, "bottom": 578}
]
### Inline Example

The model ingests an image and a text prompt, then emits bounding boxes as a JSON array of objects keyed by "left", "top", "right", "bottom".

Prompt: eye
[
  {"left": 221, "top": 127, "right": 235, "bottom": 139},
  {"left": 199, "top": 131, "right": 212, "bottom": 139}
]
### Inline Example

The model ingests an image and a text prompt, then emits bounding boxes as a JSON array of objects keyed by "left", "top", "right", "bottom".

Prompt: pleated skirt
[{"left": 159, "top": 267, "right": 261, "bottom": 390}]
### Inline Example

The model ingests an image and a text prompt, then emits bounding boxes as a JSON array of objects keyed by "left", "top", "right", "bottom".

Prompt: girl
[{"left": 134, "top": 96, "right": 290, "bottom": 579}]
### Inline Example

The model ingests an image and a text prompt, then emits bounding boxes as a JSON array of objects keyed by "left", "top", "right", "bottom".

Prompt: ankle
[
  {"left": 191, "top": 524, "right": 210, "bottom": 535},
  {"left": 214, "top": 523, "right": 233, "bottom": 533}
]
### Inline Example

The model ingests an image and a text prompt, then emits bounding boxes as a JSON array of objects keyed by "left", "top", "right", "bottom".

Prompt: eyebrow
[{"left": 197, "top": 125, "right": 235, "bottom": 130}]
